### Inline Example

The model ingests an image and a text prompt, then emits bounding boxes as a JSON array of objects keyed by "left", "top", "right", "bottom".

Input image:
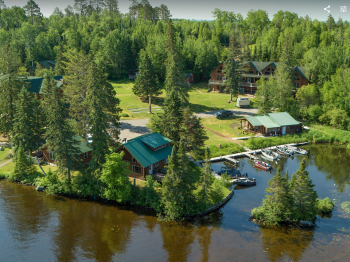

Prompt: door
[
  {"left": 282, "top": 126, "right": 286, "bottom": 135},
  {"left": 149, "top": 164, "right": 153, "bottom": 174}
]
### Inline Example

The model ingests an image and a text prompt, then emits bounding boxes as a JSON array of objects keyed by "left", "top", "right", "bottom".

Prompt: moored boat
[
  {"left": 235, "top": 177, "right": 257, "bottom": 186},
  {"left": 254, "top": 160, "right": 272, "bottom": 171},
  {"left": 276, "top": 145, "right": 294, "bottom": 157},
  {"left": 288, "top": 146, "right": 310, "bottom": 155},
  {"left": 261, "top": 149, "right": 278, "bottom": 161}
]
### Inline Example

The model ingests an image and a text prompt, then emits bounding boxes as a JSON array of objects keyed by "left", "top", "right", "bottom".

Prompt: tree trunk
[
  {"left": 148, "top": 95, "right": 152, "bottom": 113},
  {"left": 230, "top": 93, "right": 233, "bottom": 102}
]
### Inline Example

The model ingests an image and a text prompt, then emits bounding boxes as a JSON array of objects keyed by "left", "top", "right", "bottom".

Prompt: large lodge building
[{"left": 209, "top": 61, "right": 309, "bottom": 94}]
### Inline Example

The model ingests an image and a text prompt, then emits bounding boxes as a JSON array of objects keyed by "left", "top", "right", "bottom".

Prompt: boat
[
  {"left": 288, "top": 146, "right": 310, "bottom": 155},
  {"left": 254, "top": 160, "right": 272, "bottom": 171},
  {"left": 276, "top": 145, "right": 294, "bottom": 156},
  {"left": 261, "top": 149, "right": 278, "bottom": 161},
  {"left": 217, "top": 167, "right": 242, "bottom": 177},
  {"left": 235, "top": 177, "right": 257, "bottom": 186}
]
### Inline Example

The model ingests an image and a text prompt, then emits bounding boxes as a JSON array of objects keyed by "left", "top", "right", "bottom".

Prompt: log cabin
[
  {"left": 27, "top": 60, "right": 56, "bottom": 76},
  {"left": 209, "top": 61, "right": 309, "bottom": 94},
  {"left": 115, "top": 132, "right": 172, "bottom": 180},
  {"left": 240, "top": 112, "right": 302, "bottom": 136}
]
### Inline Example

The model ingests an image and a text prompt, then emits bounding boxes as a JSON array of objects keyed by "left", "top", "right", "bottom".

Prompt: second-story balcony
[{"left": 208, "top": 80, "right": 257, "bottom": 87}]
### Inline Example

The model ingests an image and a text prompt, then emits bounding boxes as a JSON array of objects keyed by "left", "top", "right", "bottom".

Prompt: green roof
[
  {"left": 246, "top": 112, "right": 299, "bottom": 128},
  {"left": 268, "top": 112, "right": 300, "bottom": 126},
  {"left": 123, "top": 133, "right": 172, "bottom": 167},
  {"left": 74, "top": 135, "right": 92, "bottom": 154},
  {"left": 140, "top": 133, "right": 172, "bottom": 148}
]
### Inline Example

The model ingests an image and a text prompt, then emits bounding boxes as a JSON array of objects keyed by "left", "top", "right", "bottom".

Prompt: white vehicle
[
  {"left": 87, "top": 134, "right": 92, "bottom": 143},
  {"left": 236, "top": 97, "right": 250, "bottom": 108}
]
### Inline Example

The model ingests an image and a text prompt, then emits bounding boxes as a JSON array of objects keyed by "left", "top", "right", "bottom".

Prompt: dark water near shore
[{"left": 1, "top": 144, "right": 350, "bottom": 262}]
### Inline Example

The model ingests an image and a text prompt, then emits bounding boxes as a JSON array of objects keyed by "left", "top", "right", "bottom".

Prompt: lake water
[{"left": 0, "top": 144, "right": 349, "bottom": 261}]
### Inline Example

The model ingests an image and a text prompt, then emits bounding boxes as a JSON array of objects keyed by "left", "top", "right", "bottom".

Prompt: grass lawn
[
  {"left": 128, "top": 177, "right": 146, "bottom": 188},
  {"left": 0, "top": 148, "right": 11, "bottom": 163},
  {"left": 110, "top": 80, "right": 257, "bottom": 119},
  {"left": 0, "top": 135, "right": 9, "bottom": 142}
]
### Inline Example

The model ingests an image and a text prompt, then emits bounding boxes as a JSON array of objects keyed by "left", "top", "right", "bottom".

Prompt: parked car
[
  {"left": 214, "top": 110, "right": 233, "bottom": 119},
  {"left": 236, "top": 97, "right": 250, "bottom": 108}
]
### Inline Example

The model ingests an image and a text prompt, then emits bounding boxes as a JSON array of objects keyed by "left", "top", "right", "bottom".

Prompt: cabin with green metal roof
[
  {"left": 41, "top": 135, "right": 92, "bottom": 164},
  {"left": 209, "top": 61, "right": 309, "bottom": 94},
  {"left": 115, "top": 132, "right": 172, "bottom": 179},
  {"left": 240, "top": 112, "right": 302, "bottom": 136}
]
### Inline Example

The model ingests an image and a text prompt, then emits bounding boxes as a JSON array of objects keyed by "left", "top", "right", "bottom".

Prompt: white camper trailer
[{"left": 236, "top": 97, "right": 250, "bottom": 108}]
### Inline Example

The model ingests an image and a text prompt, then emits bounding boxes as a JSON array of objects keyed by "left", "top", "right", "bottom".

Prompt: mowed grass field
[{"left": 111, "top": 80, "right": 256, "bottom": 119}]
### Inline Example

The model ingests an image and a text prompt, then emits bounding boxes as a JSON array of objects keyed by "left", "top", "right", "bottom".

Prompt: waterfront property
[
  {"left": 208, "top": 61, "right": 309, "bottom": 94},
  {"left": 41, "top": 135, "right": 92, "bottom": 164},
  {"left": 240, "top": 112, "right": 302, "bottom": 136},
  {"left": 115, "top": 132, "right": 172, "bottom": 179}
]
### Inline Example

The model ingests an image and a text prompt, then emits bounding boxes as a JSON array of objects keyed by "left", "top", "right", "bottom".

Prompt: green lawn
[
  {"left": 0, "top": 148, "right": 11, "bottom": 163},
  {"left": 110, "top": 80, "right": 256, "bottom": 119}
]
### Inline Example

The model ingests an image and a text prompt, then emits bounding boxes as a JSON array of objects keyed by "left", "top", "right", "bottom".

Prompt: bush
[
  {"left": 0, "top": 174, "right": 5, "bottom": 179},
  {"left": 316, "top": 197, "right": 335, "bottom": 214},
  {"left": 120, "top": 113, "right": 129, "bottom": 117}
]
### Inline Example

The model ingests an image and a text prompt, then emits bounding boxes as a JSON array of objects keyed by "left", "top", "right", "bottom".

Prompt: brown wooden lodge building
[
  {"left": 209, "top": 61, "right": 309, "bottom": 94},
  {"left": 240, "top": 112, "right": 302, "bottom": 136}
]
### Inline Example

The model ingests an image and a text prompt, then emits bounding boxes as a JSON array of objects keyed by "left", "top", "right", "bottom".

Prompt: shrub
[
  {"left": 0, "top": 174, "right": 5, "bottom": 179},
  {"left": 120, "top": 113, "right": 129, "bottom": 117},
  {"left": 316, "top": 197, "right": 335, "bottom": 214}
]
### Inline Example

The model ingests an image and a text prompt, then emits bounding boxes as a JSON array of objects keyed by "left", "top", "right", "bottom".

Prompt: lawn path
[
  {"left": 202, "top": 126, "right": 243, "bottom": 146},
  {"left": 0, "top": 159, "right": 12, "bottom": 168}
]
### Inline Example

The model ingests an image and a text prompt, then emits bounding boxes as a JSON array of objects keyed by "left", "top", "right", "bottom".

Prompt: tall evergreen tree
[
  {"left": 159, "top": 4, "right": 171, "bottom": 21},
  {"left": 42, "top": 73, "right": 80, "bottom": 181},
  {"left": 12, "top": 87, "right": 36, "bottom": 154},
  {"left": 54, "top": 44, "right": 65, "bottom": 76},
  {"left": 105, "top": 0, "right": 119, "bottom": 14},
  {"left": 290, "top": 159, "right": 318, "bottom": 221},
  {"left": 13, "top": 146, "right": 36, "bottom": 181},
  {"left": 0, "top": 44, "right": 23, "bottom": 136},
  {"left": 132, "top": 49, "right": 161, "bottom": 114},
  {"left": 223, "top": 28, "right": 244, "bottom": 101},
  {"left": 199, "top": 147, "right": 213, "bottom": 206},
  {"left": 255, "top": 76, "right": 273, "bottom": 114},
  {"left": 23, "top": 0, "right": 42, "bottom": 25}
]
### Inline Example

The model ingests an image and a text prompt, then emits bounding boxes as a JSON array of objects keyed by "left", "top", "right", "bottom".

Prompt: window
[
  {"left": 49, "top": 152, "right": 54, "bottom": 160},
  {"left": 264, "top": 67, "right": 275, "bottom": 75},
  {"left": 132, "top": 165, "right": 142, "bottom": 174},
  {"left": 155, "top": 162, "right": 159, "bottom": 167},
  {"left": 272, "top": 128, "right": 275, "bottom": 131},
  {"left": 217, "top": 66, "right": 222, "bottom": 73},
  {"left": 165, "top": 157, "right": 168, "bottom": 164},
  {"left": 277, "top": 128, "right": 280, "bottom": 131},
  {"left": 290, "top": 126, "right": 295, "bottom": 130},
  {"left": 294, "top": 73, "right": 300, "bottom": 80},
  {"left": 295, "top": 83, "right": 300, "bottom": 88},
  {"left": 248, "top": 69, "right": 254, "bottom": 74},
  {"left": 84, "top": 152, "right": 88, "bottom": 159},
  {"left": 132, "top": 157, "right": 137, "bottom": 163}
]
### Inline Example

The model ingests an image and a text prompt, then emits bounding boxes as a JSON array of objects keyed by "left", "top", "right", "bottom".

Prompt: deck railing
[{"left": 208, "top": 80, "right": 257, "bottom": 87}]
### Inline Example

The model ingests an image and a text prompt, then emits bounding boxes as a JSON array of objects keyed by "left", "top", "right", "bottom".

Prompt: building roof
[
  {"left": 74, "top": 135, "right": 92, "bottom": 154},
  {"left": 268, "top": 112, "right": 300, "bottom": 126},
  {"left": 184, "top": 73, "right": 193, "bottom": 78},
  {"left": 140, "top": 133, "right": 172, "bottom": 149},
  {"left": 23, "top": 75, "right": 63, "bottom": 95},
  {"left": 246, "top": 112, "right": 300, "bottom": 128},
  {"left": 121, "top": 133, "right": 172, "bottom": 167}
]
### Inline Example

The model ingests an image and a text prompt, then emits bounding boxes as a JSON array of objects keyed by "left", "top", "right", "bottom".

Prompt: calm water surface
[{"left": 0, "top": 144, "right": 350, "bottom": 262}]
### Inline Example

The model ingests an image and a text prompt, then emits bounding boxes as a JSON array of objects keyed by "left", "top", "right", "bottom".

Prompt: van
[{"left": 236, "top": 97, "right": 250, "bottom": 108}]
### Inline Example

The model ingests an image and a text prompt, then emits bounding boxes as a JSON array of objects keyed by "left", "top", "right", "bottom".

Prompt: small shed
[{"left": 240, "top": 112, "right": 302, "bottom": 136}]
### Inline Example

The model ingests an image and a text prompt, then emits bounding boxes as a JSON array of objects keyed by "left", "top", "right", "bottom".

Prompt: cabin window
[
  {"left": 217, "top": 75, "right": 220, "bottom": 80},
  {"left": 272, "top": 128, "right": 275, "bottom": 131},
  {"left": 248, "top": 69, "right": 254, "bottom": 74},
  {"left": 217, "top": 66, "right": 223, "bottom": 73},
  {"left": 277, "top": 128, "right": 280, "bottom": 131},
  {"left": 165, "top": 157, "right": 168, "bottom": 164},
  {"left": 155, "top": 162, "right": 159, "bottom": 167},
  {"left": 264, "top": 67, "right": 275, "bottom": 75},
  {"left": 295, "top": 83, "right": 300, "bottom": 88},
  {"left": 132, "top": 157, "right": 137, "bottom": 163},
  {"left": 290, "top": 126, "right": 295, "bottom": 130},
  {"left": 84, "top": 152, "right": 88, "bottom": 159},
  {"left": 132, "top": 165, "right": 142, "bottom": 174},
  {"left": 294, "top": 73, "right": 300, "bottom": 80},
  {"left": 49, "top": 152, "right": 54, "bottom": 160}
]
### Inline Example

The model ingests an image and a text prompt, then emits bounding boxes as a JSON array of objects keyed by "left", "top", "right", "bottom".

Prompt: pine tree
[
  {"left": 54, "top": 44, "right": 65, "bottom": 76},
  {"left": 42, "top": 72, "right": 80, "bottom": 181},
  {"left": 290, "top": 159, "right": 318, "bottom": 221},
  {"left": 74, "top": 0, "right": 87, "bottom": 16},
  {"left": 132, "top": 49, "right": 161, "bottom": 113},
  {"left": 23, "top": 0, "right": 42, "bottom": 25},
  {"left": 181, "top": 107, "right": 207, "bottom": 153},
  {"left": 0, "top": 0, "right": 6, "bottom": 10},
  {"left": 0, "top": 44, "right": 23, "bottom": 136},
  {"left": 223, "top": 28, "right": 244, "bottom": 101},
  {"left": 161, "top": 148, "right": 186, "bottom": 220},
  {"left": 199, "top": 147, "right": 213, "bottom": 206},
  {"left": 32, "top": 97, "right": 46, "bottom": 153},
  {"left": 255, "top": 76, "right": 273, "bottom": 114},
  {"left": 159, "top": 4, "right": 171, "bottom": 21},
  {"left": 13, "top": 146, "right": 36, "bottom": 181},
  {"left": 105, "top": 0, "right": 119, "bottom": 14},
  {"left": 12, "top": 87, "right": 36, "bottom": 155},
  {"left": 88, "top": 62, "right": 115, "bottom": 171}
]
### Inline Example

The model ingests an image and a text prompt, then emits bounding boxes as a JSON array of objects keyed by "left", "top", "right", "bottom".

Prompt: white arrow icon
[{"left": 324, "top": 5, "right": 330, "bottom": 13}]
